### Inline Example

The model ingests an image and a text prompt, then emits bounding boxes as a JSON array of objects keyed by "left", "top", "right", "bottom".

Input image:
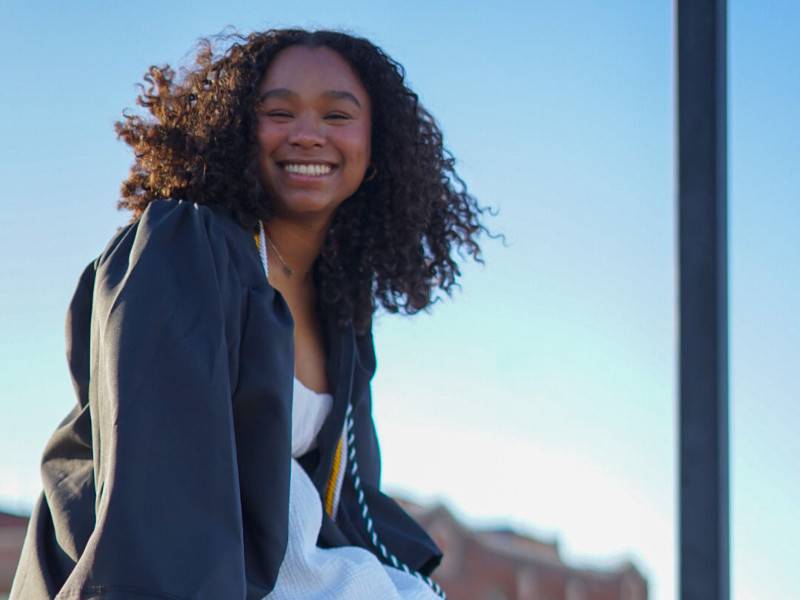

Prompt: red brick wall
[{"left": 0, "top": 513, "right": 28, "bottom": 594}]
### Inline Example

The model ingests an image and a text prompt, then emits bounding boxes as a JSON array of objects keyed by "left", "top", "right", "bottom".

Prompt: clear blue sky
[{"left": 1, "top": 2, "right": 797, "bottom": 599}]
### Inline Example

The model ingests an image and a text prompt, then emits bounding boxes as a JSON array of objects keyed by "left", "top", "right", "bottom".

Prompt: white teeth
[{"left": 283, "top": 163, "right": 333, "bottom": 176}]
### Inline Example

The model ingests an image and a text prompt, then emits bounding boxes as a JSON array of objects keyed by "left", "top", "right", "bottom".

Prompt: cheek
[
  {"left": 256, "top": 137, "right": 270, "bottom": 158},
  {"left": 255, "top": 130, "right": 281, "bottom": 189},
  {"left": 342, "top": 127, "right": 372, "bottom": 170},
  {"left": 256, "top": 124, "right": 280, "bottom": 157}
]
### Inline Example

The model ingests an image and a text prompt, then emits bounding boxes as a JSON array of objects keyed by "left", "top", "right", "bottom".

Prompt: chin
[{"left": 274, "top": 197, "right": 344, "bottom": 221}]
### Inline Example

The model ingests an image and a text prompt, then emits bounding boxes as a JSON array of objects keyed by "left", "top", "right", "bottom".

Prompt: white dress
[{"left": 262, "top": 377, "right": 441, "bottom": 599}]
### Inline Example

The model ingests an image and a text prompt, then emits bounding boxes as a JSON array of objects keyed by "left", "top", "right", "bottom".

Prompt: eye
[
  {"left": 325, "top": 113, "right": 352, "bottom": 121},
  {"left": 255, "top": 103, "right": 293, "bottom": 118}
]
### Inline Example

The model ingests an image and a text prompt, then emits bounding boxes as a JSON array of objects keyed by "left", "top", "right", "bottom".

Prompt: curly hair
[{"left": 115, "top": 28, "right": 497, "bottom": 334}]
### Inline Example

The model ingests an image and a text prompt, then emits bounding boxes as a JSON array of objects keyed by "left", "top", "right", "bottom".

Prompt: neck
[{"left": 263, "top": 215, "right": 330, "bottom": 290}]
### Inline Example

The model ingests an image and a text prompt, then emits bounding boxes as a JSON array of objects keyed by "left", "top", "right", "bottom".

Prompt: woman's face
[{"left": 255, "top": 45, "right": 372, "bottom": 223}]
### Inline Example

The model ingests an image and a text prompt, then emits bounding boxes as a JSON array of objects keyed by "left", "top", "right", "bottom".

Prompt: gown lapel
[{"left": 309, "top": 293, "right": 355, "bottom": 497}]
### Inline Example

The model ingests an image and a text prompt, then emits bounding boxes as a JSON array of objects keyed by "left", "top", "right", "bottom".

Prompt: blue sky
[{"left": 1, "top": 2, "right": 797, "bottom": 599}]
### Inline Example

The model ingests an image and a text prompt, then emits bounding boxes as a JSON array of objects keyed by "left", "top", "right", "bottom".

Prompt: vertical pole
[{"left": 676, "top": 1, "right": 729, "bottom": 599}]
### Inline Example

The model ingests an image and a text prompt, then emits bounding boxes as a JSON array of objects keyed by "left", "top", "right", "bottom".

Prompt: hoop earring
[{"left": 364, "top": 165, "right": 378, "bottom": 182}]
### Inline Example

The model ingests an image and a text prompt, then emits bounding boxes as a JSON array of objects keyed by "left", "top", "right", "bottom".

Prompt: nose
[{"left": 287, "top": 113, "right": 325, "bottom": 149}]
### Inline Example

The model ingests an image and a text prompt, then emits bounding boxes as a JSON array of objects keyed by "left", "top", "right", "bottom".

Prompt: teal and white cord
[{"left": 344, "top": 402, "right": 447, "bottom": 599}]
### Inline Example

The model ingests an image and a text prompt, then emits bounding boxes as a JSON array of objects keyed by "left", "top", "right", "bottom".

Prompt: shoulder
[{"left": 95, "top": 199, "right": 265, "bottom": 289}]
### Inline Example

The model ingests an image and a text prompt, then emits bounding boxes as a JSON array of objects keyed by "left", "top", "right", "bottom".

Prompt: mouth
[{"left": 277, "top": 161, "right": 337, "bottom": 177}]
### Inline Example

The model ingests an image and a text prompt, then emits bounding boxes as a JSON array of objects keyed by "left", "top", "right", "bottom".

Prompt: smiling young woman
[{"left": 10, "top": 28, "right": 495, "bottom": 600}]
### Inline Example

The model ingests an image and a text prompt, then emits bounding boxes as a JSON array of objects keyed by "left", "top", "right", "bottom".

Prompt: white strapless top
[
  {"left": 290, "top": 377, "right": 333, "bottom": 458},
  {"left": 263, "top": 378, "right": 440, "bottom": 599}
]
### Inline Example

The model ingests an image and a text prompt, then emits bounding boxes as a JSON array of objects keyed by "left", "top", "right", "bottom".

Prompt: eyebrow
[{"left": 257, "top": 88, "right": 362, "bottom": 109}]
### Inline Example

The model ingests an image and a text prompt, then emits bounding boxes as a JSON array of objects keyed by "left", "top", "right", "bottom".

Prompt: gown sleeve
[{"left": 11, "top": 199, "right": 290, "bottom": 600}]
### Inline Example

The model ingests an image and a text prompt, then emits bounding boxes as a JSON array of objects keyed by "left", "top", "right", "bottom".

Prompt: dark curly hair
[{"left": 115, "top": 28, "right": 497, "bottom": 334}]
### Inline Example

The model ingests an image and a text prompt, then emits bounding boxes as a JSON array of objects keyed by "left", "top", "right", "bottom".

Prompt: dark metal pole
[{"left": 677, "top": 1, "right": 729, "bottom": 599}]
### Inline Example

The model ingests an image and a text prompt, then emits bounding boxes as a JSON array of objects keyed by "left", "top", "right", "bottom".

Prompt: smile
[{"left": 281, "top": 163, "right": 335, "bottom": 176}]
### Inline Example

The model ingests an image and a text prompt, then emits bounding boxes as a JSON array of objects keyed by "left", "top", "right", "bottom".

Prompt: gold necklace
[{"left": 262, "top": 225, "right": 294, "bottom": 279}]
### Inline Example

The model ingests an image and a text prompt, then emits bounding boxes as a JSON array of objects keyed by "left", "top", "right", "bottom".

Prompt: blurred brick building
[
  {"left": 398, "top": 499, "right": 648, "bottom": 600},
  {"left": 0, "top": 511, "right": 27, "bottom": 596}
]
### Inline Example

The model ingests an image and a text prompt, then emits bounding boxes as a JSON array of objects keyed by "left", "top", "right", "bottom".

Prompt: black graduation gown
[{"left": 10, "top": 199, "right": 441, "bottom": 600}]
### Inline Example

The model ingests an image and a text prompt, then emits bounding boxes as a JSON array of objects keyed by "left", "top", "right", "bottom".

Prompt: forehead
[{"left": 258, "top": 45, "right": 368, "bottom": 100}]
